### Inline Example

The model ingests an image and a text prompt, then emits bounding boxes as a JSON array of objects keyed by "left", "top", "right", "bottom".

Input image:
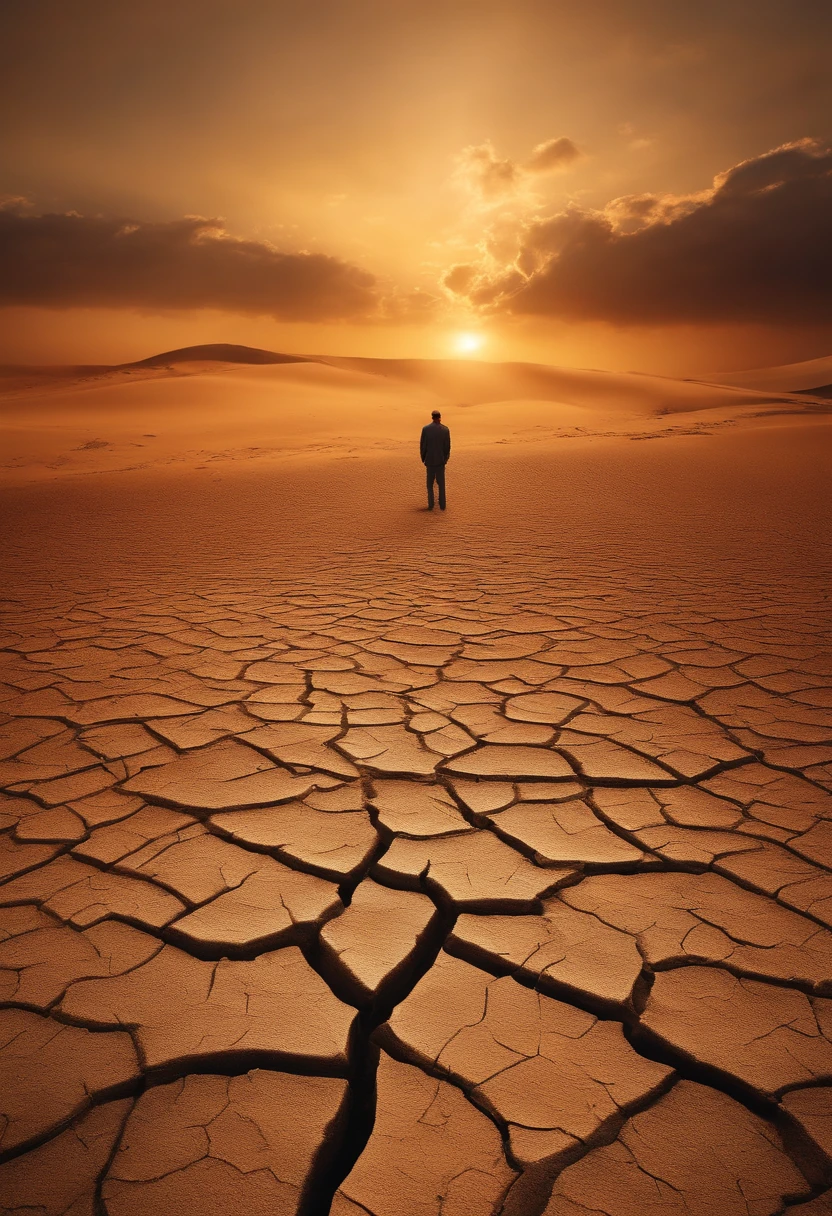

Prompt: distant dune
[
  {"left": 3, "top": 341, "right": 831, "bottom": 406},
  {"left": 699, "top": 353, "right": 832, "bottom": 394},
  {"left": 0, "top": 343, "right": 828, "bottom": 484},
  {"left": 319, "top": 353, "right": 817, "bottom": 416},
  {"left": 0, "top": 343, "right": 312, "bottom": 390},
  {"left": 124, "top": 343, "right": 311, "bottom": 368}
]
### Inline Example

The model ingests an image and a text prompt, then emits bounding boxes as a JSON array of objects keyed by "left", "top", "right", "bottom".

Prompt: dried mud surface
[{"left": 0, "top": 414, "right": 830, "bottom": 1216}]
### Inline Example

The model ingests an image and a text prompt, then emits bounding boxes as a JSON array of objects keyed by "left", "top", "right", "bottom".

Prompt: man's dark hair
[{"left": 431, "top": 410, "right": 441, "bottom": 419}]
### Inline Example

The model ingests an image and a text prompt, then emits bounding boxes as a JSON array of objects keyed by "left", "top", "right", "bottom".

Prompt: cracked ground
[{"left": 0, "top": 422, "right": 830, "bottom": 1216}]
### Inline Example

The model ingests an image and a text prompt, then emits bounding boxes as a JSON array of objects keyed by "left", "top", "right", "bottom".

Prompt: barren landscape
[{"left": 0, "top": 346, "right": 831, "bottom": 1216}]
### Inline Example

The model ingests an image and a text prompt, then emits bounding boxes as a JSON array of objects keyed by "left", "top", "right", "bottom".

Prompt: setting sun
[{"left": 453, "top": 332, "right": 485, "bottom": 355}]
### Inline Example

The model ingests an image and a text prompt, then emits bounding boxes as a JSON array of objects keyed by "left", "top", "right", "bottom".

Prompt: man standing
[{"left": 420, "top": 409, "right": 451, "bottom": 511}]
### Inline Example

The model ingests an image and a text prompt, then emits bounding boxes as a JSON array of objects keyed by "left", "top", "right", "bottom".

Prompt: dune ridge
[
  {"left": 125, "top": 343, "right": 312, "bottom": 368},
  {"left": 0, "top": 343, "right": 829, "bottom": 485},
  {"left": 698, "top": 353, "right": 832, "bottom": 393}
]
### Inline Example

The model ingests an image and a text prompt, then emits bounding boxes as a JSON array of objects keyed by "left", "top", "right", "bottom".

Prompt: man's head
[{"left": 431, "top": 410, "right": 441, "bottom": 422}]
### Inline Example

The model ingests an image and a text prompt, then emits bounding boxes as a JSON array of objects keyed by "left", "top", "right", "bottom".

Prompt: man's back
[{"left": 420, "top": 420, "right": 451, "bottom": 466}]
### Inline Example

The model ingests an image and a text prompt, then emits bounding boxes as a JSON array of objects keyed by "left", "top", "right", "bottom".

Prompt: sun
[{"left": 453, "top": 332, "right": 485, "bottom": 355}]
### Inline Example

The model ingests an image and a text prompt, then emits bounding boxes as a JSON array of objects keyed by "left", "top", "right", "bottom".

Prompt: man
[{"left": 420, "top": 409, "right": 451, "bottom": 511}]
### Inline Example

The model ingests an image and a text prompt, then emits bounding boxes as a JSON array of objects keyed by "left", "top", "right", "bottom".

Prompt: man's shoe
[{"left": 440, "top": 505, "right": 446, "bottom": 511}]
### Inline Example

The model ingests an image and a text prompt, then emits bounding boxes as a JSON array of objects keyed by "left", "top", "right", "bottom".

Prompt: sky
[{"left": 1, "top": 0, "right": 831, "bottom": 373}]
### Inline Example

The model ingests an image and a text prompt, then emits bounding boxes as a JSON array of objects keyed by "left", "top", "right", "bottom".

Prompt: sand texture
[{"left": 0, "top": 345, "right": 830, "bottom": 1214}]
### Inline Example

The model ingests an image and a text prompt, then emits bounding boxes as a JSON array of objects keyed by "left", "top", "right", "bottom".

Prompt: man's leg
[
  {"left": 426, "top": 465, "right": 435, "bottom": 509},
  {"left": 436, "top": 464, "right": 446, "bottom": 510}
]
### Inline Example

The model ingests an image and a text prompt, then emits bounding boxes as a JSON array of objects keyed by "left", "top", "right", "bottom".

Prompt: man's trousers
[{"left": 426, "top": 463, "right": 446, "bottom": 509}]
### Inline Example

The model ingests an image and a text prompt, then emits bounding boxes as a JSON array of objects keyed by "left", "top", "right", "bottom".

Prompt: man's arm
[
  {"left": 420, "top": 427, "right": 427, "bottom": 464},
  {"left": 443, "top": 427, "right": 451, "bottom": 462}
]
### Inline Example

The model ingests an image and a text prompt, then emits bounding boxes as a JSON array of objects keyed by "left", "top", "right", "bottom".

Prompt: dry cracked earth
[{"left": 1, "top": 462, "right": 832, "bottom": 1216}]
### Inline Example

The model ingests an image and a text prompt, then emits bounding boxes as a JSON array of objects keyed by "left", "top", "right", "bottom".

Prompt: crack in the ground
[{"left": 2, "top": 564, "right": 830, "bottom": 1215}]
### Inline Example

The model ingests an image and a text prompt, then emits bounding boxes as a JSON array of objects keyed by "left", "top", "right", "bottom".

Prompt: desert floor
[{"left": 0, "top": 347, "right": 831, "bottom": 1216}]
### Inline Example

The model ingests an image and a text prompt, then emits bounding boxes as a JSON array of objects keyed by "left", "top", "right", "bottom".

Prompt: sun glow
[{"left": 453, "top": 332, "right": 485, "bottom": 355}]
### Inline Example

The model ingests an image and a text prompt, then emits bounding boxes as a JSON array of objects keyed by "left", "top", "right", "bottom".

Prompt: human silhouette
[{"left": 420, "top": 409, "right": 451, "bottom": 511}]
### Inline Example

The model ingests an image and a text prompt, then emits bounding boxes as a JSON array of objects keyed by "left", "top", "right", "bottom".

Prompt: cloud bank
[
  {"left": 0, "top": 209, "right": 378, "bottom": 320},
  {"left": 445, "top": 139, "right": 832, "bottom": 324},
  {"left": 5, "top": 139, "right": 829, "bottom": 333}
]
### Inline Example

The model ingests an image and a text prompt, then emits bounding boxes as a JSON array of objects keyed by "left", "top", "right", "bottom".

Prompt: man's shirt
[{"left": 420, "top": 422, "right": 451, "bottom": 465}]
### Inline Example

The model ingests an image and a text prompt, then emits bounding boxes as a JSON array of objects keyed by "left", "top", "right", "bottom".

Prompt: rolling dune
[
  {"left": 701, "top": 353, "right": 832, "bottom": 394},
  {"left": 1, "top": 344, "right": 828, "bottom": 484}
]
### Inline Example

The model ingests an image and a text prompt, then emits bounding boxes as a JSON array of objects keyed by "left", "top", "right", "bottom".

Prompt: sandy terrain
[
  {"left": 0, "top": 345, "right": 831, "bottom": 1216},
  {"left": 707, "top": 354, "right": 832, "bottom": 394},
  {"left": 1, "top": 342, "right": 830, "bottom": 484}
]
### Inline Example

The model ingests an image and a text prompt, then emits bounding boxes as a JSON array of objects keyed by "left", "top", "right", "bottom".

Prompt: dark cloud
[
  {"left": 525, "top": 137, "right": 582, "bottom": 174},
  {"left": 0, "top": 208, "right": 378, "bottom": 320},
  {"left": 455, "top": 140, "right": 832, "bottom": 324}
]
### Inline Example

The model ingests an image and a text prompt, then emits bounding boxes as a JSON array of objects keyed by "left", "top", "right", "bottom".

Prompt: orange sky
[{"left": 1, "top": 0, "right": 831, "bottom": 373}]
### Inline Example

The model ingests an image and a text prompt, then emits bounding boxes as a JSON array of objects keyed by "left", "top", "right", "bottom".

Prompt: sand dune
[
  {"left": 699, "top": 352, "right": 832, "bottom": 394},
  {"left": 321, "top": 353, "right": 805, "bottom": 414},
  {"left": 126, "top": 342, "right": 310, "bottom": 368},
  {"left": 1, "top": 343, "right": 828, "bottom": 484}
]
